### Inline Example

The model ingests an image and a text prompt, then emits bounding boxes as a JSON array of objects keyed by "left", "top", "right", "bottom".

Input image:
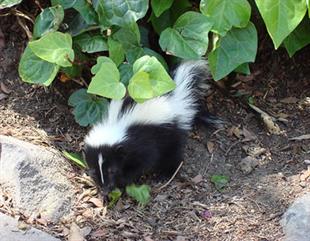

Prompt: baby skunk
[{"left": 84, "top": 60, "right": 215, "bottom": 192}]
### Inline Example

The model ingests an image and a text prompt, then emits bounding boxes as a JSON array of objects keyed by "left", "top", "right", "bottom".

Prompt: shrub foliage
[{"left": 1, "top": 0, "right": 310, "bottom": 126}]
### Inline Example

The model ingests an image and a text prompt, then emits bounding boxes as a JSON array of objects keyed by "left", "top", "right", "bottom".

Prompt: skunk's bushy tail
[{"left": 169, "top": 60, "right": 213, "bottom": 130}]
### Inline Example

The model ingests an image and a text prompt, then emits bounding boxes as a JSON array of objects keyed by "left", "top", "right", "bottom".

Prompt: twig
[
  {"left": 16, "top": 17, "right": 32, "bottom": 40},
  {"left": 225, "top": 140, "right": 241, "bottom": 156},
  {"left": 158, "top": 161, "right": 183, "bottom": 191}
]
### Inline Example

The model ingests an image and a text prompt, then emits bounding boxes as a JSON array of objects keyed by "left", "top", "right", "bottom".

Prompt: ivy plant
[{"left": 0, "top": 0, "right": 309, "bottom": 126}]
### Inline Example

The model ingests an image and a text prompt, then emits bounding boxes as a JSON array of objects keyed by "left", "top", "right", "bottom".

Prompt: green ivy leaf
[
  {"left": 18, "top": 46, "right": 59, "bottom": 86},
  {"left": 68, "top": 89, "right": 108, "bottom": 126},
  {"left": 112, "top": 22, "right": 141, "bottom": 50},
  {"left": 211, "top": 175, "right": 229, "bottom": 191},
  {"left": 151, "top": 0, "right": 174, "bottom": 17},
  {"left": 74, "top": 33, "right": 108, "bottom": 53},
  {"left": 93, "top": 0, "right": 148, "bottom": 28},
  {"left": 284, "top": 17, "right": 310, "bottom": 57},
  {"left": 0, "top": 0, "right": 22, "bottom": 9},
  {"left": 88, "top": 57, "right": 126, "bottom": 100},
  {"left": 33, "top": 5, "right": 64, "bottom": 39},
  {"left": 51, "top": 0, "right": 76, "bottom": 9},
  {"left": 119, "top": 63, "right": 133, "bottom": 86},
  {"left": 234, "top": 63, "right": 250, "bottom": 75},
  {"left": 208, "top": 22, "right": 257, "bottom": 81},
  {"left": 66, "top": 11, "right": 90, "bottom": 36},
  {"left": 108, "top": 188, "right": 122, "bottom": 208},
  {"left": 108, "top": 37, "right": 125, "bottom": 66},
  {"left": 255, "top": 0, "right": 307, "bottom": 49},
  {"left": 128, "top": 71, "right": 153, "bottom": 103},
  {"left": 143, "top": 48, "right": 168, "bottom": 70},
  {"left": 150, "top": 0, "right": 191, "bottom": 34},
  {"left": 62, "top": 151, "right": 88, "bottom": 168},
  {"left": 72, "top": 0, "right": 98, "bottom": 24},
  {"left": 159, "top": 11, "right": 212, "bottom": 59},
  {"left": 128, "top": 55, "right": 175, "bottom": 103},
  {"left": 200, "top": 0, "right": 251, "bottom": 36},
  {"left": 29, "top": 31, "right": 74, "bottom": 67},
  {"left": 126, "top": 184, "right": 151, "bottom": 206}
]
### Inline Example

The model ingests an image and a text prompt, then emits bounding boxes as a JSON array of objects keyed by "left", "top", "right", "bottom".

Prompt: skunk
[{"left": 84, "top": 60, "right": 217, "bottom": 192}]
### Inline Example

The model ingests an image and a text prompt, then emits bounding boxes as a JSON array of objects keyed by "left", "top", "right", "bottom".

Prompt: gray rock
[
  {"left": 238, "top": 156, "right": 259, "bottom": 174},
  {"left": 281, "top": 193, "right": 310, "bottom": 241},
  {"left": 0, "top": 135, "right": 74, "bottom": 222},
  {"left": 0, "top": 213, "right": 61, "bottom": 241}
]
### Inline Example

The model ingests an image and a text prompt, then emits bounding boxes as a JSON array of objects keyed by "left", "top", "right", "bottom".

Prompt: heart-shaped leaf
[
  {"left": 68, "top": 89, "right": 108, "bottom": 126},
  {"left": 159, "top": 11, "right": 212, "bottom": 59},
  {"left": 88, "top": 57, "right": 126, "bottom": 100},
  {"left": 128, "top": 55, "right": 175, "bottom": 103},
  {"left": 18, "top": 45, "right": 59, "bottom": 86},
  {"left": 151, "top": 0, "right": 174, "bottom": 17},
  {"left": 255, "top": 0, "right": 307, "bottom": 48},
  {"left": 33, "top": 5, "right": 64, "bottom": 39},
  {"left": 93, "top": 0, "right": 148, "bottom": 28},
  {"left": 108, "top": 37, "right": 125, "bottom": 66},
  {"left": 208, "top": 22, "right": 257, "bottom": 80},
  {"left": 211, "top": 175, "right": 229, "bottom": 191},
  {"left": 74, "top": 32, "right": 108, "bottom": 53},
  {"left": 29, "top": 31, "right": 74, "bottom": 67},
  {"left": 200, "top": 0, "right": 251, "bottom": 36}
]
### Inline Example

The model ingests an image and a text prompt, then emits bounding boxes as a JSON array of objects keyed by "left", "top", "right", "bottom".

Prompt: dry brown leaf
[
  {"left": 68, "top": 222, "right": 84, "bottom": 241},
  {"left": 191, "top": 174, "right": 203, "bottom": 184},
  {"left": 262, "top": 115, "right": 282, "bottom": 135},
  {"left": 90, "top": 229, "right": 106, "bottom": 239},
  {"left": 207, "top": 141, "right": 215, "bottom": 153},
  {"left": 0, "top": 93, "right": 8, "bottom": 101},
  {"left": 88, "top": 197, "right": 103, "bottom": 208},
  {"left": 36, "top": 217, "right": 48, "bottom": 226},
  {"left": 289, "top": 134, "right": 310, "bottom": 141},
  {"left": 280, "top": 97, "right": 299, "bottom": 104},
  {"left": 0, "top": 82, "right": 11, "bottom": 94},
  {"left": 176, "top": 236, "right": 186, "bottom": 241},
  {"left": 82, "top": 209, "right": 93, "bottom": 219},
  {"left": 242, "top": 127, "right": 256, "bottom": 141}
]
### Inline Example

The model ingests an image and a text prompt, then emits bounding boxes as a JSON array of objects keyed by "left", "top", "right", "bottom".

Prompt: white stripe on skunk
[{"left": 85, "top": 60, "right": 210, "bottom": 148}]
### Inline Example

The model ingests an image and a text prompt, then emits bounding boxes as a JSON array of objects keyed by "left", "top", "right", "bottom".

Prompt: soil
[{"left": 1, "top": 14, "right": 310, "bottom": 241}]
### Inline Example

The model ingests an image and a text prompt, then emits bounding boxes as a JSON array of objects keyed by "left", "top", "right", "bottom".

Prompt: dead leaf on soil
[
  {"left": 68, "top": 222, "right": 84, "bottom": 241},
  {"left": 88, "top": 197, "right": 104, "bottom": 208},
  {"left": 228, "top": 126, "right": 241, "bottom": 138},
  {"left": 90, "top": 229, "right": 106, "bottom": 239},
  {"left": 280, "top": 97, "right": 299, "bottom": 104},
  {"left": 289, "top": 134, "right": 310, "bottom": 141},
  {"left": 242, "top": 127, "right": 256, "bottom": 141},
  {"left": 243, "top": 145, "right": 266, "bottom": 157},
  {"left": 0, "top": 93, "right": 8, "bottom": 101},
  {"left": 207, "top": 141, "right": 215, "bottom": 153},
  {"left": 238, "top": 156, "right": 259, "bottom": 175},
  {"left": 0, "top": 82, "right": 12, "bottom": 94},
  {"left": 191, "top": 174, "right": 203, "bottom": 184},
  {"left": 249, "top": 104, "right": 282, "bottom": 135},
  {"left": 176, "top": 236, "right": 186, "bottom": 241}
]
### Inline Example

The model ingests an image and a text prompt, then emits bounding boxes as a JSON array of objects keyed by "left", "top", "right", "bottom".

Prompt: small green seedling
[
  {"left": 211, "top": 175, "right": 229, "bottom": 191},
  {"left": 62, "top": 151, "right": 88, "bottom": 169},
  {"left": 108, "top": 188, "right": 122, "bottom": 208},
  {"left": 126, "top": 184, "right": 151, "bottom": 207}
]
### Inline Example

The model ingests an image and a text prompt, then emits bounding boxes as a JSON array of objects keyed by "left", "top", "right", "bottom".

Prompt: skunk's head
[{"left": 84, "top": 145, "right": 125, "bottom": 191}]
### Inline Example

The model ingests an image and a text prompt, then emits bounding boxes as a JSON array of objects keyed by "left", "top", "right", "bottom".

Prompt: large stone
[
  {"left": 0, "top": 213, "right": 61, "bottom": 241},
  {"left": 0, "top": 135, "right": 74, "bottom": 222},
  {"left": 281, "top": 193, "right": 310, "bottom": 241}
]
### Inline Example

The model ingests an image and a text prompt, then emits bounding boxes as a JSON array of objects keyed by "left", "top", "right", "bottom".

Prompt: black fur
[{"left": 85, "top": 121, "right": 186, "bottom": 191}]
